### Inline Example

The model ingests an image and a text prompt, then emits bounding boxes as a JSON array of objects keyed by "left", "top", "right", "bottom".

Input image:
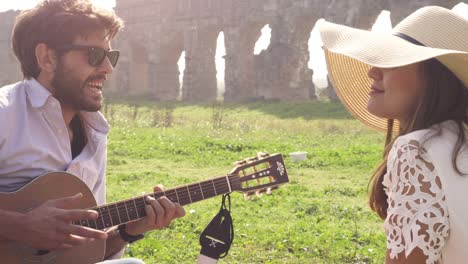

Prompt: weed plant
[{"left": 104, "top": 100, "right": 386, "bottom": 263}]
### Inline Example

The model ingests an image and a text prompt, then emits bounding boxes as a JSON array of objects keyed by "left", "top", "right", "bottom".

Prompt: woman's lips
[{"left": 369, "top": 85, "right": 384, "bottom": 95}]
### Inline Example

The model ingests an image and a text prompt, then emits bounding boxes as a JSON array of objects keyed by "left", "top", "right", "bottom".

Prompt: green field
[{"left": 104, "top": 100, "right": 387, "bottom": 263}]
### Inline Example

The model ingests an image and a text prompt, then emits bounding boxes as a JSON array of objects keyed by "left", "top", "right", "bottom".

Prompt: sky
[{"left": 0, "top": 0, "right": 115, "bottom": 12}]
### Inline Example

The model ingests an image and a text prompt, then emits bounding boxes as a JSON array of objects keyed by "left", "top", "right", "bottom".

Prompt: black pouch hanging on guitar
[{"left": 199, "top": 194, "right": 234, "bottom": 260}]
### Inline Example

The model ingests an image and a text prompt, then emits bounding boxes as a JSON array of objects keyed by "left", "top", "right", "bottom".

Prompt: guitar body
[
  {"left": 0, "top": 172, "right": 105, "bottom": 264},
  {"left": 0, "top": 153, "right": 289, "bottom": 264}
]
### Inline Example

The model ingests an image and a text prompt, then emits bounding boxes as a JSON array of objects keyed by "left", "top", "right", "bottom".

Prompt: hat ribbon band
[{"left": 393, "top": 32, "right": 426, "bottom": 47}]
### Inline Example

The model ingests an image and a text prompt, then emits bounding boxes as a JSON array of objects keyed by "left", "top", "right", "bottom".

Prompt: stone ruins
[{"left": 0, "top": 0, "right": 460, "bottom": 101}]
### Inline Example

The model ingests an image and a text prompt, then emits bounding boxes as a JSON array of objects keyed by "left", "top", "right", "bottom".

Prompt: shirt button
[{"left": 58, "top": 128, "right": 63, "bottom": 133}]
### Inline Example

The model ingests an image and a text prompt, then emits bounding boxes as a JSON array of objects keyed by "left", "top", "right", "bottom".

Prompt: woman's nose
[{"left": 368, "top": 66, "right": 382, "bottom": 81}]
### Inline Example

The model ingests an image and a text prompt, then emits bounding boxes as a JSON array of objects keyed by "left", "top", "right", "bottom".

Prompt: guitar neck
[{"left": 74, "top": 174, "right": 239, "bottom": 230}]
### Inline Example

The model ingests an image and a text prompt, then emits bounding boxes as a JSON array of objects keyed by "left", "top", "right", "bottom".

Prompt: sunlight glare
[
  {"left": 309, "top": 10, "right": 393, "bottom": 89},
  {"left": 254, "top": 25, "right": 272, "bottom": 55},
  {"left": 177, "top": 51, "right": 185, "bottom": 100},
  {"left": 452, "top": 2, "right": 468, "bottom": 18},
  {"left": 308, "top": 19, "right": 328, "bottom": 89},
  {"left": 0, "top": 0, "right": 115, "bottom": 12},
  {"left": 371, "top": 10, "right": 392, "bottom": 33},
  {"left": 215, "top": 32, "right": 226, "bottom": 99}
]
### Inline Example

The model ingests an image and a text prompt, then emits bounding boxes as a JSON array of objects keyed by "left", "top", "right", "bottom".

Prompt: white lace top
[{"left": 383, "top": 121, "right": 468, "bottom": 264}]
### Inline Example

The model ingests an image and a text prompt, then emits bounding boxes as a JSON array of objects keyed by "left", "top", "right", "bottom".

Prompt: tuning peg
[
  {"left": 257, "top": 152, "right": 270, "bottom": 158},
  {"left": 255, "top": 190, "right": 263, "bottom": 198},
  {"left": 234, "top": 160, "right": 247, "bottom": 166},
  {"left": 246, "top": 157, "right": 258, "bottom": 163},
  {"left": 266, "top": 187, "right": 272, "bottom": 195},
  {"left": 244, "top": 193, "right": 251, "bottom": 201}
]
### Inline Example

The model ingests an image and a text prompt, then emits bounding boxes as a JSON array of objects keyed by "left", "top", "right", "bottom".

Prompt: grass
[{"left": 103, "top": 100, "right": 387, "bottom": 263}]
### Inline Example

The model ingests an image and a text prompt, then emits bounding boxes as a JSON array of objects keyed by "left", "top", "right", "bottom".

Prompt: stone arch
[
  {"left": 183, "top": 24, "right": 221, "bottom": 101},
  {"left": 154, "top": 30, "right": 185, "bottom": 101},
  {"left": 252, "top": 15, "right": 316, "bottom": 100},
  {"left": 128, "top": 41, "right": 149, "bottom": 96},
  {"left": 288, "top": 15, "right": 317, "bottom": 99},
  {"left": 224, "top": 21, "right": 269, "bottom": 101}
]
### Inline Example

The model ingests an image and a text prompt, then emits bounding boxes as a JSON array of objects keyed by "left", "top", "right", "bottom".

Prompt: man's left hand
[{"left": 125, "top": 185, "right": 185, "bottom": 235}]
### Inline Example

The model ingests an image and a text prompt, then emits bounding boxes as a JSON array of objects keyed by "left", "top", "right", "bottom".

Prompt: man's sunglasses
[{"left": 55, "top": 44, "right": 120, "bottom": 67}]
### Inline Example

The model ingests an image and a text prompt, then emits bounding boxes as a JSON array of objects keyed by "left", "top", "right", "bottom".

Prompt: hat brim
[{"left": 320, "top": 20, "right": 468, "bottom": 132}]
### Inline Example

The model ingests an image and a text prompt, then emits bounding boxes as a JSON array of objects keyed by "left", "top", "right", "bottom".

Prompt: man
[{"left": 0, "top": 0, "right": 185, "bottom": 263}]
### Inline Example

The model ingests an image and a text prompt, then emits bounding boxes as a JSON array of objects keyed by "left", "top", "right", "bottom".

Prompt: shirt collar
[
  {"left": 81, "top": 111, "right": 110, "bottom": 134},
  {"left": 24, "top": 78, "right": 110, "bottom": 134},
  {"left": 24, "top": 78, "right": 52, "bottom": 108}
]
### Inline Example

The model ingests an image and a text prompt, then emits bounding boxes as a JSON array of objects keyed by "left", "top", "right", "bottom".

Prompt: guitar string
[
  {"left": 74, "top": 177, "right": 234, "bottom": 226},
  {"left": 76, "top": 173, "right": 280, "bottom": 227},
  {"left": 100, "top": 158, "right": 279, "bottom": 211},
  {"left": 74, "top": 156, "right": 285, "bottom": 229},
  {"left": 93, "top": 173, "right": 268, "bottom": 212},
  {"left": 75, "top": 178, "right": 237, "bottom": 228},
  {"left": 99, "top": 168, "right": 281, "bottom": 208},
  {"left": 77, "top": 159, "right": 284, "bottom": 227},
  {"left": 94, "top": 177, "right": 239, "bottom": 220},
  {"left": 104, "top": 173, "right": 276, "bottom": 210}
]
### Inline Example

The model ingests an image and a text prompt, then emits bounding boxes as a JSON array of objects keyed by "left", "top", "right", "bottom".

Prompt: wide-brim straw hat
[{"left": 319, "top": 6, "right": 468, "bottom": 132}]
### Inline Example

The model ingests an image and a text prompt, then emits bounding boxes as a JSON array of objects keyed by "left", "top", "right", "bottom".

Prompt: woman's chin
[{"left": 366, "top": 103, "right": 388, "bottom": 119}]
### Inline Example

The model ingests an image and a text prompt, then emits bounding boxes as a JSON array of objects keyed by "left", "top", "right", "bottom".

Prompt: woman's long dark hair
[{"left": 369, "top": 58, "right": 468, "bottom": 220}]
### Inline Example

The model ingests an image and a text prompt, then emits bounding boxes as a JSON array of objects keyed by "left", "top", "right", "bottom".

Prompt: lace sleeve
[{"left": 382, "top": 138, "right": 450, "bottom": 264}]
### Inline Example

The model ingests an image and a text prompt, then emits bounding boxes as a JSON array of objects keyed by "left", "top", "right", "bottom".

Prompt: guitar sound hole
[{"left": 36, "top": 250, "right": 50, "bottom": 256}]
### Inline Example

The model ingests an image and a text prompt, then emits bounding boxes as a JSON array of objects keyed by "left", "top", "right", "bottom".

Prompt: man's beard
[{"left": 51, "top": 63, "right": 103, "bottom": 112}]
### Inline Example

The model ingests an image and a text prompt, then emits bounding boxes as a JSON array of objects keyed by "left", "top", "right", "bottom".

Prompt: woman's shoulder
[
  {"left": 395, "top": 120, "right": 462, "bottom": 147},
  {"left": 388, "top": 120, "right": 466, "bottom": 165}
]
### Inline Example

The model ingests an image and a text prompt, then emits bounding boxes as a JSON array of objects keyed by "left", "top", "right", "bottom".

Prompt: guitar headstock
[{"left": 229, "top": 153, "right": 289, "bottom": 199}]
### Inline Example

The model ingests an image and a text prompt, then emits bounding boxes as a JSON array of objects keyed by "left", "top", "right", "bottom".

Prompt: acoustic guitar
[{"left": 0, "top": 153, "right": 289, "bottom": 264}]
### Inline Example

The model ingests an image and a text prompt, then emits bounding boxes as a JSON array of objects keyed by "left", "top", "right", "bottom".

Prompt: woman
[{"left": 319, "top": 6, "right": 468, "bottom": 264}]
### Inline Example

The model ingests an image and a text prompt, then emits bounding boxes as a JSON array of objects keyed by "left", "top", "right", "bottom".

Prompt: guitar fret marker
[
  {"left": 186, "top": 185, "right": 193, "bottom": 203},
  {"left": 114, "top": 204, "right": 121, "bottom": 225},
  {"left": 133, "top": 199, "right": 140, "bottom": 218},
  {"left": 98, "top": 208, "right": 105, "bottom": 228},
  {"left": 225, "top": 175, "right": 232, "bottom": 193},
  {"left": 124, "top": 201, "right": 130, "bottom": 221},
  {"left": 105, "top": 207, "right": 113, "bottom": 227},
  {"left": 174, "top": 189, "right": 180, "bottom": 203},
  {"left": 211, "top": 179, "right": 217, "bottom": 196},
  {"left": 198, "top": 183, "right": 205, "bottom": 200}
]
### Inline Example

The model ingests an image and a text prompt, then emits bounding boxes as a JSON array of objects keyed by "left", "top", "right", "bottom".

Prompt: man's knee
[
  {"left": 121, "top": 258, "right": 145, "bottom": 264},
  {"left": 99, "top": 258, "right": 145, "bottom": 264}
]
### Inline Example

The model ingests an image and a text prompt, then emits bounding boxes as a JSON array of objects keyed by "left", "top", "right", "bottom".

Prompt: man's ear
[{"left": 35, "top": 43, "right": 58, "bottom": 73}]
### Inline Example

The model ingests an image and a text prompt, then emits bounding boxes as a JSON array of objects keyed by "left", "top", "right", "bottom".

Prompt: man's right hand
[{"left": 3, "top": 193, "right": 107, "bottom": 251}]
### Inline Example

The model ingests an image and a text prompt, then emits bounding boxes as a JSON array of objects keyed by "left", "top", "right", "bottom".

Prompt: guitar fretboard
[{"left": 73, "top": 174, "right": 239, "bottom": 230}]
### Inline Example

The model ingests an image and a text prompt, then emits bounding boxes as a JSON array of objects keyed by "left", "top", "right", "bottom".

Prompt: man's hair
[{"left": 12, "top": 0, "right": 124, "bottom": 79}]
